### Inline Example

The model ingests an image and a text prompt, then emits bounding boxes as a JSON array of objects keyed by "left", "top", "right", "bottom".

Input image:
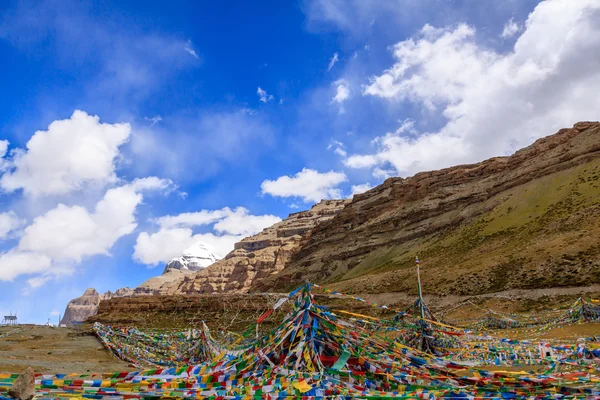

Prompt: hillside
[{"left": 253, "top": 122, "right": 600, "bottom": 295}]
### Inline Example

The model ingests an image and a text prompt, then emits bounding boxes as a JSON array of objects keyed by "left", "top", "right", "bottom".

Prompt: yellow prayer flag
[{"left": 293, "top": 380, "right": 312, "bottom": 393}]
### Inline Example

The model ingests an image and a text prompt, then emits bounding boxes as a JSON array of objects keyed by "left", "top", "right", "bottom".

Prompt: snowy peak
[{"left": 162, "top": 241, "right": 220, "bottom": 274}]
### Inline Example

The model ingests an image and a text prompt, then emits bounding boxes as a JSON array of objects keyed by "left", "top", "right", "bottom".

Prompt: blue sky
[{"left": 1, "top": 0, "right": 599, "bottom": 323}]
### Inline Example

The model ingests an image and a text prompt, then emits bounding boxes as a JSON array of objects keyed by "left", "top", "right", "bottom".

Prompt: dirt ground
[{"left": 0, "top": 325, "right": 133, "bottom": 374}]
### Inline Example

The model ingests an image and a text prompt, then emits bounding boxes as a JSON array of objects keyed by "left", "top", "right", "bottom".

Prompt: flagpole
[{"left": 416, "top": 256, "right": 425, "bottom": 319}]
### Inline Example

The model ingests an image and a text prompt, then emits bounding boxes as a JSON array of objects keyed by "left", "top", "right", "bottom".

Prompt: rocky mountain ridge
[
  {"left": 60, "top": 288, "right": 134, "bottom": 325},
  {"left": 60, "top": 200, "right": 349, "bottom": 323},
  {"left": 153, "top": 199, "right": 350, "bottom": 294},
  {"left": 253, "top": 122, "right": 600, "bottom": 295}
]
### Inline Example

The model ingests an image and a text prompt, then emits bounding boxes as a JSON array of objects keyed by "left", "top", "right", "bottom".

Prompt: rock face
[
  {"left": 156, "top": 199, "right": 350, "bottom": 294},
  {"left": 60, "top": 287, "right": 134, "bottom": 325},
  {"left": 59, "top": 288, "right": 101, "bottom": 325},
  {"left": 254, "top": 122, "right": 600, "bottom": 295}
]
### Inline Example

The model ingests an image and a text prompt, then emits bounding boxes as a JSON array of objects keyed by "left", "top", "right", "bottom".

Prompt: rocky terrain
[
  {"left": 253, "top": 122, "right": 600, "bottom": 296},
  {"left": 59, "top": 289, "right": 103, "bottom": 326},
  {"left": 157, "top": 199, "right": 350, "bottom": 294},
  {"left": 61, "top": 200, "right": 348, "bottom": 323},
  {"left": 60, "top": 288, "right": 134, "bottom": 326}
]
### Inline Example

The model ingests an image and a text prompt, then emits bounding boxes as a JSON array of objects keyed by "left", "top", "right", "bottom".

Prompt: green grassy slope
[{"left": 328, "top": 158, "right": 600, "bottom": 295}]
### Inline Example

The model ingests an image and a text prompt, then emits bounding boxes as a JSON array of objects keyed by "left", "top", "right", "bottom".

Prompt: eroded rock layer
[
  {"left": 254, "top": 122, "right": 600, "bottom": 295},
  {"left": 160, "top": 200, "right": 350, "bottom": 294}
]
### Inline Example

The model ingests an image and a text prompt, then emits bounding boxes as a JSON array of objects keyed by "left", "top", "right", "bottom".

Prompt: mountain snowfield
[{"left": 162, "top": 242, "right": 221, "bottom": 274}]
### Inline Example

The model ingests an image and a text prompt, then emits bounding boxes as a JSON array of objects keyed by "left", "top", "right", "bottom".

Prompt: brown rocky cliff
[
  {"left": 59, "top": 288, "right": 101, "bottom": 325},
  {"left": 157, "top": 199, "right": 350, "bottom": 295},
  {"left": 60, "top": 287, "right": 133, "bottom": 325},
  {"left": 253, "top": 122, "right": 600, "bottom": 295}
]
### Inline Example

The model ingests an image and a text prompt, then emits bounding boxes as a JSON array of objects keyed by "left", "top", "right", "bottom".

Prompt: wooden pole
[{"left": 416, "top": 256, "right": 425, "bottom": 319}]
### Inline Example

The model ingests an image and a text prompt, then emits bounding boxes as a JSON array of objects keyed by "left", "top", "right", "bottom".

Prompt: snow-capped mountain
[{"left": 162, "top": 241, "right": 220, "bottom": 274}]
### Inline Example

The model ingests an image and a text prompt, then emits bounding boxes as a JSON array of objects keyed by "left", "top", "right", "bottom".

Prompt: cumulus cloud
[
  {"left": 0, "top": 211, "right": 26, "bottom": 239},
  {"left": 156, "top": 209, "right": 232, "bottom": 229},
  {"left": 134, "top": 207, "right": 281, "bottom": 265},
  {"left": 18, "top": 177, "right": 171, "bottom": 262},
  {"left": 257, "top": 87, "right": 274, "bottom": 103},
  {"left": 134, "top": 228, "right": 201, "bottom": 265},
  {"left": 0, "top": 110, "right": 130, "bottom": 196},
  {"left": 351, "top": 0, "right": 600, "bottom": 177},
  {"left": 261, "top": 168, "right": 347, "bottom": 203},
  {"left": 350, "top": 183, "right": 373, "bottom": 195},
  {"left": 0, "top": 251, "right": 52, "bottom": 281},
  {"left": 134, "top": 229, "right": 240, "bottom": 265},
  {"left": 501, "top": 18, "right": 520, "bottom": 38},
  {"left": 0, "top": 177, "right": 172, "bottom": 284},
  {"left": 327, "top": 52, "right": 339, "bottom": 71},
  {"left": 213, "top": 208, "right": 281, "bottom": 237}
]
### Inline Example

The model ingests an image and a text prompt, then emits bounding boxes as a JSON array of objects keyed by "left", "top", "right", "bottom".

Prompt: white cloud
[
  {"left": 0, "top": 177, "right": 172, "bottom": 285},
  {"left": 134, "top": 207, "right": 281, "bottom": 265},
  {"left": 157, "top": 209, "right": 232, "bottom": 229},
  {"left": 157, "top": 206, "right": 281, "bottom": 237},
  {"left": 134, "top": 228, "right": 199, "bottom": 265},
  {"left": 350, "top": 183, "right": 373, "bottom": 195},
  {"left": 0, "top": 250, "right": 52, "bottom": 281},
  {"left": 50, "top": 310, "right": 60, "bottom": 316},
  {"left": 184, "top": 40, "right": 199, "bottom": 59},
  {"left": 353, "top": 0, "right": 600, "bottom": 177},
  {"left": 0, "top": 211, "right": 25, "bottom": 239},
  {"left": 213, "top": 207, "right": 281, "bottom": 237},
  {"left": 134, "top": 229, "right": 242, "bottom": 265},
  {"left": 0, "top": 110, "right": 130, "bottom": 196},
  {"left": 261, "top": 168, "right": 347, "bottom": 203},
  {"left": 332, "top": 79, "right": 350, "bottom": 103},
  {"left": 334, "top": 147, "right": 347, "bottom": 157},
  {"left": 257, "top": 87, "right": 274, "bottom": 103},
  {"left": 26, "top": 276, "right": 52, "bottom": 290},
  {"left": 501, "top": 18, "right": 520, "bottom": 38},
  {"left": 327, "top": 52, "right": 339, "bottom": 71},
  {"left": 0, "top": 140, "right": 9, "bottom": 171},
  {"left": 18, "top": 177, "right": 171, "bottom": 262},
  {"left": 372, "top": 167, "right": 395, "bottom": 180}
]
